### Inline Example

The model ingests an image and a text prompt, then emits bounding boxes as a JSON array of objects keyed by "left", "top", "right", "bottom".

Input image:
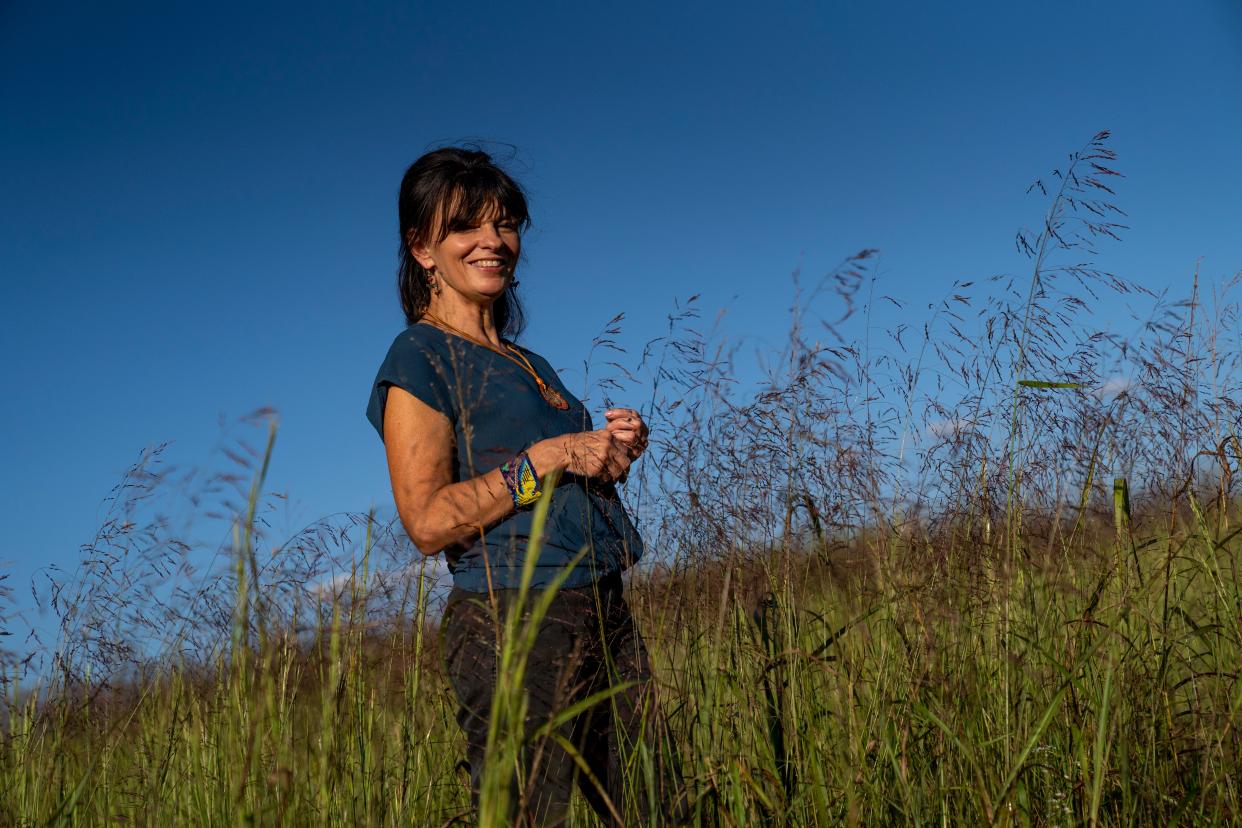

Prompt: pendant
[{"left": 540, "top": 384, "right": 570, "bottom": 410}]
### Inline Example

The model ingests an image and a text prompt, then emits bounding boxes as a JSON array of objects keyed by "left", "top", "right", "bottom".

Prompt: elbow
[
  {"left": 397, "top": 511, "right": 443, "bottom": 557},
  {"left": 409, "top": 534, "right": 441, "bottom": 557},
  {"left": 409, "top": 529, "right": 444, "bottom": 558},
  {"left": 396, "top": 494, "right": 481, "bottom": 555},
  {"left": 409, "top": 522, "right": 479, "bottom": 557}
]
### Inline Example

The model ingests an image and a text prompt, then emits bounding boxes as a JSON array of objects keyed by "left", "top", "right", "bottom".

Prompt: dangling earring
[{"left": 427, "top": 267, "right": 442, "bottom": 296}]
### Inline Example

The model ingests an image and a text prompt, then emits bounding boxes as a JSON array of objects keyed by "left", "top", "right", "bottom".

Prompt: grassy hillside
[{"left": 4, "top": 506, "right": 1240, "bottom": 825}]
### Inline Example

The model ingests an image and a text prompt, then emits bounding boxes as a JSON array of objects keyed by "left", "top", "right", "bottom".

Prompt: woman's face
[{"left": 413, "top": 204, "right": 521, "bottom": 306}]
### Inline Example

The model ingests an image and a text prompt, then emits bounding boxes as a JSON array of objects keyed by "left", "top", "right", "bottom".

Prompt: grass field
[
  {"left": 3, "top": 132, "right": 1240, "bottom": 825},
  {"left": 4, "top": 497, "right": 1240, "bottom": 825}
]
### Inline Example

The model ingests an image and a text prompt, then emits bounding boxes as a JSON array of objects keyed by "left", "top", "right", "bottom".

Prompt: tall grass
[{"left": 3, "top": 131, "right": 1241, "bottom": 825}]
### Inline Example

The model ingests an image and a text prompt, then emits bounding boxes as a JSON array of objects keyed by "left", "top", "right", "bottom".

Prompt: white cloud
[
  {"left": 926, "top": 418, "right": 969, "bottom": 438},
  {"left": 1093, "top": 376, "right": 1134, "bottom": 399}
]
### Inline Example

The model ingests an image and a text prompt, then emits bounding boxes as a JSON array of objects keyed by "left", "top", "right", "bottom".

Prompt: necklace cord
[{"left": 420, "top": 314, "right": 568, "bottom": 408}]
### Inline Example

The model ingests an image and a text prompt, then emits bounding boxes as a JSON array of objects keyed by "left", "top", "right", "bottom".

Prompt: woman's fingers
[
  {"left": 605, "top": 409, "right": 648, "bottom": 434},
  {"left": 604, "top": 407, "right": 641, "bottom": 421},
  {"left": 604, "top": 436, "right": 632, "bottom": 481},
  {"left": 606, "top": 427, "right": 647, "bottom": 459},
  {"left": 568, "top": 431, "right": 616, "bottom": 478},
  {"left": 612, "top": 452, "right": 633, "bottom": 482},
  {"left": 566, "top": 428, "right": 641, "bottom": 481}
]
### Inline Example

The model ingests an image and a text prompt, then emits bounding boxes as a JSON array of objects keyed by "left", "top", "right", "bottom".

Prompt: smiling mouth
[{"left": 469, "top": 259, "right": 508, "bottom": 269}]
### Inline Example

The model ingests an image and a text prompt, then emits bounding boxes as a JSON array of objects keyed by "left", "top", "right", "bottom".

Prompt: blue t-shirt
[{"left": 366, "top": 323, "right": 644, "bottom": 591}]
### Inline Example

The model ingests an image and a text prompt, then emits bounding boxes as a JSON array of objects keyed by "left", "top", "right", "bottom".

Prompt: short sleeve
[{"left": 365, "top": 329, "right": 456, "bottom": 442}]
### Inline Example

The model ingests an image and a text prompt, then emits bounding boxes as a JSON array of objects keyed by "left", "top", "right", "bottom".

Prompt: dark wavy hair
[{"left": 397, "top": 147, "right": 531, "bottom": 337}]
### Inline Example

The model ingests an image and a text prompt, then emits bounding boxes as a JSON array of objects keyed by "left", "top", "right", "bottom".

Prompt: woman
[{"left": 365, "top": 147, "right": 681, "bottom": 826}]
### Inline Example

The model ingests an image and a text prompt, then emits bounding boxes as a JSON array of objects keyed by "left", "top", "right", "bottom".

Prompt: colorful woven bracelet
[{"left": 500, "top": 452, "right": 542, "bottom": 509}]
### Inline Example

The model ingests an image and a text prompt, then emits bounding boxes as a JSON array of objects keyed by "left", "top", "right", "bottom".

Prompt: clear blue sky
[{"left": 2, "top": 1, "right": 1240, "bottom": 643}]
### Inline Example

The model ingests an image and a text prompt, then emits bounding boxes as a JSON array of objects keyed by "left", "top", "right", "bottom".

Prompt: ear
[{"left": 406, "top": 230, "right": 436, "bottom": 270}]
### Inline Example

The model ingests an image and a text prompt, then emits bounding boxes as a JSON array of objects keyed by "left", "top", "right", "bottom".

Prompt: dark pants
[{"left": 441, "top": 572, "right": 685, "bottom": 826}]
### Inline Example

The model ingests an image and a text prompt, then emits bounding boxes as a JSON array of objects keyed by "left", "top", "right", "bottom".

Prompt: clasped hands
[
  {"left": 603, "top": 407, "right": 649, "bottom": 458},
  {"left": 531, "top": 408, "right": 650, "bottom": 486}
]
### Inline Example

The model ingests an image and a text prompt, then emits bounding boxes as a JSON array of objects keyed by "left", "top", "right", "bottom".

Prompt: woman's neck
[{"left": 424, "top": 293, "right": 502, "bottom": 347}]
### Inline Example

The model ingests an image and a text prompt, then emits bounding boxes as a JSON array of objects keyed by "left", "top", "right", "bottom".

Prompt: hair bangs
[{"left": 437, "top": 171, "right": 530, "bottom": 241}]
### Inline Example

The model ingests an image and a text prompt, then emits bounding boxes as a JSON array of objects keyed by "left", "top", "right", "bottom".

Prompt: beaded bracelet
[{"left": 500, "top": 452, "right": 542, "bottom": 509}]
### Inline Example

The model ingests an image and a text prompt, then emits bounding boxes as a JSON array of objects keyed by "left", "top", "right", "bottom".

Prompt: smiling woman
[
  {"left": 366, "top": 147, "right": 683, "bottom": 825},
  {"left": 394, "top": 149, "right": 531, "bottom": 338}
]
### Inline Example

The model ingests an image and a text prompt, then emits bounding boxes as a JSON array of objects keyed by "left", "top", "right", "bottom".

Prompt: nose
[{"left": 477, "top": 221, "right": 504, "bottom": 249}]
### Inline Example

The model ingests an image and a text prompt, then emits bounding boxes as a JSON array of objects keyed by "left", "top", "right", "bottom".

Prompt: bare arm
[{"left": 382, "top": 386, "right": 637, "bottom": 555}]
